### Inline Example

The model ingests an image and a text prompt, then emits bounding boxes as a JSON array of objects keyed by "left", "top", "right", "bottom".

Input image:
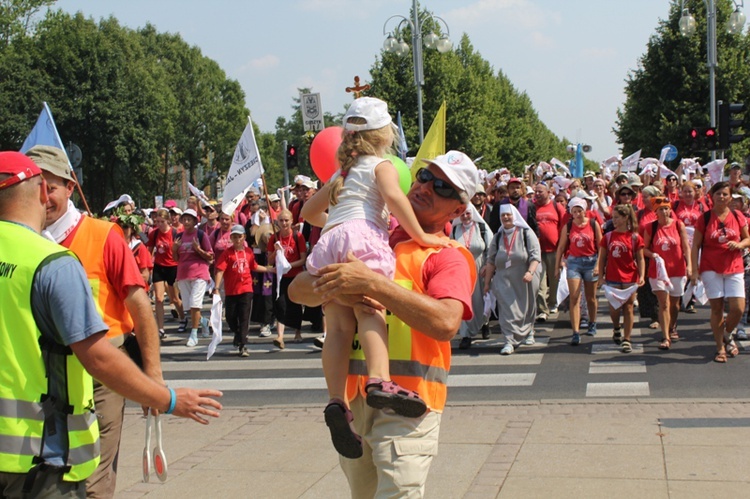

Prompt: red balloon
[{"left": 309, "top": 126, "right": 343, "bottom": 182}]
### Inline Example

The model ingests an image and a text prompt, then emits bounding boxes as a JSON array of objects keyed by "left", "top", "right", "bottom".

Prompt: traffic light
[
  {"left": 687, "top": 126, "right": 718, "bottom": 151},
  {"left": 719, "top": 102, "right": 746, "bottom": 150},
  {"left": 286, "top": 144, "right": 298, "bottom": 169},
  {"left": 704, "top": 127, "right": 718, "bottom": 150}
]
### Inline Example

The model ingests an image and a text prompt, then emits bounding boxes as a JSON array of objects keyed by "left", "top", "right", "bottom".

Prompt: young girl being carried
[{"left": 299, "top": 97, "right": 447, "bottom": 459}]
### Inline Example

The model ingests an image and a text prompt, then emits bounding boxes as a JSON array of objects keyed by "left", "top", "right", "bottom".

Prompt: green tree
[
  {"left": 0, "top": 0, "right": 54, "bottom": 47},
  {"left": 615, "top": 0, "right": 750, "bottom": 163}
]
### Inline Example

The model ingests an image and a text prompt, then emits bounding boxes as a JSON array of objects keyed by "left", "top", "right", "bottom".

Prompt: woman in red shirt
[
  {"left": 691, "top": 181, "right": 750, "bottom": 363},
  {"left": 642, "top": 197, "right": 691, "bottom": 350},
  {"left": 672, "top": 181, "right": 707, "bottom": 228},
  {"left": 268, "top": 209, "right": 307, "bottom": 348},
  {"left": 148, "top": 208, "right": 184, "bottom": 336},
  {"left": 555, "top": 198, "right": 602, "bottom": 345},
  {"left": 597, "top": 204, "right": 645, "bottom": 353}
]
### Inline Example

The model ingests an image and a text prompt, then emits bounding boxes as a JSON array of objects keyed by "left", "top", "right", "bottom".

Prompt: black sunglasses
[{"left": 415, "top": 168, "right": 462, "bottom": 200}]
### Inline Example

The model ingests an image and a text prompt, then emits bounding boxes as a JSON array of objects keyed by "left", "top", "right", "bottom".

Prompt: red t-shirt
[
  {"left": 561, "top": 210, "right": 603, "bottom": 227},
  {"left": 147, "top": 228, "right": 178, "bottom": 267},
  {"left": 535, "top": 201, "right": 564, "bottom": 252},
  {"left": 696, "top": 210, "right": 748, "bottom": 274},
  {"left": 646, "top": 220, "right": 686, "bottom": 278},
  {"left": 637, "top": 209, "right": 657, "bottom": 236},
  {"left": 666, "top": 190, "right": 680, "bottom": 204},
  {"left": 672, "top": 200, "right": 703, "bottom": 227},
  {"left": 215, "top": 247, "right": 258, "bottom": 295},
  {"left": 132, "top": 241, "right": 154, "bottom": 271},
  {"left": 268, "top": 231, "right": 306, "bottom": 278},
  {"left": 600, "top": 231, "right": 644, "bottom": 283},
  {"left": 63, "top": 219, "right": 147, "bottom": 294},
  {"left": 567, "top": 219, "right": 597, "bottom": 257},
  {"left": 389, "top": 228, "right": 474, "bottom": 320}
]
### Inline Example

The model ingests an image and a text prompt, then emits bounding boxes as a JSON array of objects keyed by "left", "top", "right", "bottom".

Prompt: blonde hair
[{"left": 329, "top": 117, "right": 394, "bottom": 206}]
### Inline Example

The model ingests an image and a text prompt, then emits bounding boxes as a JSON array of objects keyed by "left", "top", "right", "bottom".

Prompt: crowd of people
[
  {"left": 3, "top": 92, "right": 750, "bottom": 497},
  {"left": 461, "top": 160, "right": 750, "bottom": 365}
]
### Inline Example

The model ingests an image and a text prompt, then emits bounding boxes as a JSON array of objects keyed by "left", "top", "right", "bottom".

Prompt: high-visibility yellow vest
[
  {"left": 0, "top": 221, "right": 100, "bottom": 481},
  {"left": 346, "top": 240, "right": 476, "bottom": 413},
  {"left": 67, "top": 216, "right": 133, "bottom": 338}
]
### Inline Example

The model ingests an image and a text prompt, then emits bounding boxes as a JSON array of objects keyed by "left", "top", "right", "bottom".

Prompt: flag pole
[{"left": 70, "top": 169, "right": 93, "bottom": 216}]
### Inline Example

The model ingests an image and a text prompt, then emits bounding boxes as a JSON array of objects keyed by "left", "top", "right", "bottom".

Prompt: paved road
[{"left": 154, "top": 296, "right": 749, "bottom": 408}]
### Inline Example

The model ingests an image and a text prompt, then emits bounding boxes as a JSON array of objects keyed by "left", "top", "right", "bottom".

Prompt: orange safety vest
[
  {"left": 67, "top": 217, "right": 133, "bottom": 338},
  {"left": 345, "top": 240, "right": 476, "bottom": 413}
]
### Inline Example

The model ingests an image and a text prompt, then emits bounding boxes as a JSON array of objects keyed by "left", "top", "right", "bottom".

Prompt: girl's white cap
[{"left": 343, "top": 97, "right": 392, "bottom": 131}]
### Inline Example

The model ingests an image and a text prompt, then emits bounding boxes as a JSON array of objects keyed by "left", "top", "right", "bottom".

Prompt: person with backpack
[
  {"left": 597, "top": 204, "right": 645, "bottom": 353},
  {"left": 484, "top": 204, "right": 542, "bottom": 355},
  {"left": 535, "top": 181, "right": 566, "bottom": 320},
  {"left": 268, "top": 208, "right": 307, "bottom": 348},
  {"left": 452, "top": 204, "right": 492, "bottom": 349},
  {"left": 172, "top": 208, "right": 214, "bottom": 347},
  {"left": 148, "top": 208, "right": 186, "bottom": 336},
  {"left": 691, "top": 181, "right": 750, "bottom": 363},
  {"left": 555, "top": 197, "right": 602, "bottom": 346},
  {"left": 642, "top": 197, "right": 691, "bottom": 350}
]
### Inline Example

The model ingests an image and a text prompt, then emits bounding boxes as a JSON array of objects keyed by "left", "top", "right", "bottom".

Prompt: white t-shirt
[{"left": 324, "top": 155, "right": 389, "bottom": 233}]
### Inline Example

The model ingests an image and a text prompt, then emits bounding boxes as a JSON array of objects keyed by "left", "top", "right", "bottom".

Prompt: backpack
[
  {"left": 451, "top": 222, "right": 487, "bottom": 245},
  {"left": 564, "top": 218, "right": 598, "bottom": 253}
]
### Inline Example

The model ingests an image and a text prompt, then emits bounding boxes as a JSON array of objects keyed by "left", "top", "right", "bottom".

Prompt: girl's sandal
[
  {"left": 658, "top": 338, "right": 671, "bottom": 350},
  {"left": 669, "top": 328, "right": 680, "bottom": 341},
  {"left": 323, "top": 398, "right": 363, "bottom": 459},
  {"left": 365, "top": 378, "right": 427, "bottom": 418},
  {"left": 714, "top": 351, "right": 728, "bottom": 363}
]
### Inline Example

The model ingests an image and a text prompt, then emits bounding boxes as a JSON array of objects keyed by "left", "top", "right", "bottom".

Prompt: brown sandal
[
  {"left": 658, "top": 338, "right": 671, "bottom": 350},
  {"left": 714, "top": 351, "right": 728, "bottom": 363}
]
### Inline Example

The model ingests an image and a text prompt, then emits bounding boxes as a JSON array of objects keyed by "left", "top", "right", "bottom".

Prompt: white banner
[{"left": 222, "top": 118, "right": 264, "bottom": 216}]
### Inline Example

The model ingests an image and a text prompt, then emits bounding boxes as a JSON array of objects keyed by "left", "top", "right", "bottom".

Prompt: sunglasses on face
[
  {"left": 619, "top": 191, "right": 634, "bottom": 197},
  {"left": 415, "top": 168, "right": 462, "bottom": 200}
]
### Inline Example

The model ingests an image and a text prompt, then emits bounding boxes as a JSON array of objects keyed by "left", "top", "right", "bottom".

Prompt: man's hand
[
  {"left": 171, "top": 388, "right": 223, "bottom": 424},
  {"left": 313, "top": 251, "right": 380, "bottom": 301}
]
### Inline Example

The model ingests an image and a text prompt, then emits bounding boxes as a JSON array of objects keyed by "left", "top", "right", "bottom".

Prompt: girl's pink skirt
[{"left": 306, "top": 219, "right": 395, "bottom": 279}]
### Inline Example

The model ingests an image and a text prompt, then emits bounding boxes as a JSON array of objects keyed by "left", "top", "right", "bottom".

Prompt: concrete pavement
[{"left": 115, "top": 398, "right": 750, "bottom": 498}]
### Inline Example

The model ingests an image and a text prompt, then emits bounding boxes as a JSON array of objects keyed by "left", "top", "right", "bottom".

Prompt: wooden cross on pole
[{"left": 345, "top": 76, "right": 370, "bottom": 99}]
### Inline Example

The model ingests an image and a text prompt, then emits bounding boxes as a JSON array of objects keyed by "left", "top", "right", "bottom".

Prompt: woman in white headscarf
[
  {"left": 452, "top": 204, "right": 493, "bottom": 349},
  {"left": 483, "top": 204, "right": 542, "bottom": 355}
]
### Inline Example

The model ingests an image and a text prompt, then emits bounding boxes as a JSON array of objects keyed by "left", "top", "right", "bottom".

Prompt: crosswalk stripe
[
  {"left": 589, "top": 360, "right": 647, "bottom": 374},
  {"left": 586, "top": 382, "right": 650, "bottom": 397},
  {"left": 161, "top": 353, "right": 545, "bottom": 373},
  {"left": 591, "top": 343, "right": 645, "bottom": 355},
  {"left": 167, "top": 373, "right": 536, "bottom": 391}
]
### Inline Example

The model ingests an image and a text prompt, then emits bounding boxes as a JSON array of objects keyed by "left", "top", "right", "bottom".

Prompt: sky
[{"left": 53, "top": 0, "right": 679, "bottom": 163}]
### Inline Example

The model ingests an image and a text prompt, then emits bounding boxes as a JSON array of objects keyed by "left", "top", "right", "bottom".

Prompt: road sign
[
  {"left": 300, "top": 93, "right": 324, "bottom": 132},
  {"left": 663, "top": 144, "right": 678, "bottom": 162},
  {"left": 66, "top": 142, "right": 82, "bottom": 168}
]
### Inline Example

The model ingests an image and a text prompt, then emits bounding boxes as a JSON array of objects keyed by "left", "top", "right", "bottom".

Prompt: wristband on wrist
[{"left": 165, "top": 387, "right": 177, "bottom": 414}]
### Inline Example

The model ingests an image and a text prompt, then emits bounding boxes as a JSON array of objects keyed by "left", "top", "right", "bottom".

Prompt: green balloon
[{"left": 385, "top": 154, "right": 411, "bottom": 195}]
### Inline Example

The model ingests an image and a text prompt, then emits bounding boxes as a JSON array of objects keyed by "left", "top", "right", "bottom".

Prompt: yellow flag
[{"left": 411, "top": 101, "right": 446, "bottom": 180}]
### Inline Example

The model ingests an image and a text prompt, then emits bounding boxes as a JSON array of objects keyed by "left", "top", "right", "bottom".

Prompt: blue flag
[
  {"left": 20, "top": 103, "right": 71, "bottom": 167},
  {"left": 572, "top": 143, "right": 584, "bottom": 179},
  {"left": 396, "top": 111, "right": 408, "bottom": 160}
]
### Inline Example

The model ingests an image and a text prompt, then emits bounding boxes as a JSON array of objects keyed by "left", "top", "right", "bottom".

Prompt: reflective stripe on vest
[
  {"left": 346, "top": 240, "right": 476, "bottom": 412},
  {"left": 0, "top": 221, "right": 100, "bottom": 481},
  {"left": 67, "top": 217, "right": 133, "bottom": 338}
]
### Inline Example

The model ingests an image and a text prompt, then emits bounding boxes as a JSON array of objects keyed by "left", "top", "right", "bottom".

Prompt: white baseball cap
[
  {"left": 343, "top": 97, "right": 392, "bottom": 132},
  {"left": 421, "top": 150, "right": 479, "bottom": 199},
  {"left": 230, "top": 224, "right": 245, "bottom": 235},
  {"left": 182, "top": 208, "right": 198, "bottom": 219}
]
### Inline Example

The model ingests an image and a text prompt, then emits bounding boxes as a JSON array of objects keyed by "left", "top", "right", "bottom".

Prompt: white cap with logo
[{"left": 421, "top": 151, "right": 479, "bottom": 199}]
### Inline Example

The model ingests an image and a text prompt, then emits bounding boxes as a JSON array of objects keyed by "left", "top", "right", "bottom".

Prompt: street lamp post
[
  {"left": 382, "top": 0, "right": 452, "bottom": 144},
  {"left": 679, "top": 0, "right": 746, "bottom": 159}
]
